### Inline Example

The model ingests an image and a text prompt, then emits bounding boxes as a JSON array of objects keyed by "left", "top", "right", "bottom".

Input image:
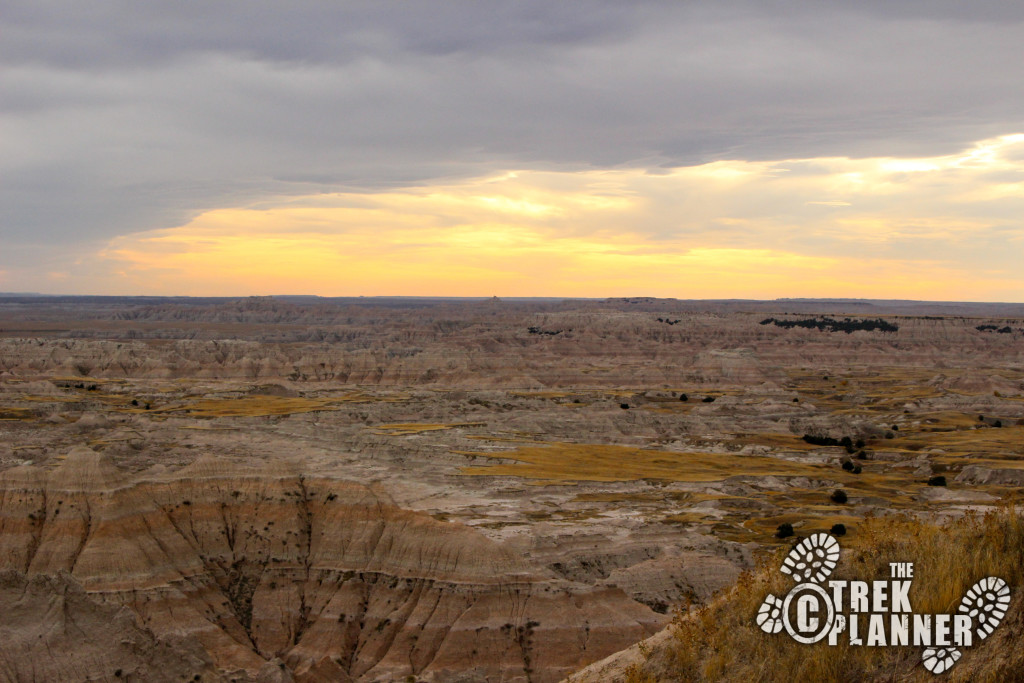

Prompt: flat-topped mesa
[{"left": 0, "top": 453, "right": 665, "bottom": 682}]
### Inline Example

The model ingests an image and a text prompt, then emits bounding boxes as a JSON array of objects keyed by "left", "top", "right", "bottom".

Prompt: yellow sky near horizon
[{"left": 36, "top": 133, "right": 1024, "bottom": 300}]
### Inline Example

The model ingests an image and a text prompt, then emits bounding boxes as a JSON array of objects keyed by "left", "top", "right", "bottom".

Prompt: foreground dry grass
[{"left": 621, "top": 508, "right": 1024, "bottom": 683}]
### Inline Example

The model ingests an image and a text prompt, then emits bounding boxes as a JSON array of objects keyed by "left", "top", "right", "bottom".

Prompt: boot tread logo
[{"left": 756, "top": 532, "right": 1011, "bottom": 675}]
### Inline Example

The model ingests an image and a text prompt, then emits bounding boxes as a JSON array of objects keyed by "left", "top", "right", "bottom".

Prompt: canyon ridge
[{"left": 1, "top": 295, "right": 1022, "bottom": 682}]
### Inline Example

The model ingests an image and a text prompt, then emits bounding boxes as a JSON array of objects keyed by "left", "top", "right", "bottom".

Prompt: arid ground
[{"left": 1, "top": 296, "right": 1022, "bottom": 682}]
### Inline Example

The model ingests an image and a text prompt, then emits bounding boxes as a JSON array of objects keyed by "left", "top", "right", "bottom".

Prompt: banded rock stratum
[{"left": 0, "top": 448, "right": 664, "bottom": 682}]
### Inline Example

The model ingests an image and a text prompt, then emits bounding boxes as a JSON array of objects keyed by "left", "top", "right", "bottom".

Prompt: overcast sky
[{"left": 3, "top": 1, "right": 1024, "bottom": 299}]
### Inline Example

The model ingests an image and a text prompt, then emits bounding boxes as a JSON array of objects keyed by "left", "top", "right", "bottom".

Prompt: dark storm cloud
[{"left": 2, "top": 0, "right": 1024, "bottom": 249}]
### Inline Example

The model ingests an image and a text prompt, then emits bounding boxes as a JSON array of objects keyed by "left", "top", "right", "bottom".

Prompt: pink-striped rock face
[{"left": 0, "top": 450, "right": 665, "bottom": 683}]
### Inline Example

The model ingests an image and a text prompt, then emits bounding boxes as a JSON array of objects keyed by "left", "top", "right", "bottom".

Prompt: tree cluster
[
  {"left": 760, "top": 316, "right": 898, "bottom": 333},
  {"left": 976, "top": 324, "right": 1014, "bottom": 334}
]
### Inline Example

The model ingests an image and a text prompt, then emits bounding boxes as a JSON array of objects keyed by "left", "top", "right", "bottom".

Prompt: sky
[{"left": 3, "top": 1, "right": 1024, "bottom": 300}]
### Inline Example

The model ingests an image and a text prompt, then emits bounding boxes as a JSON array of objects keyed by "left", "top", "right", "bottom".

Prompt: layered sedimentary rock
[
  {"left": 1, "top": 300, "right": 1021, "bottom": 388},
  {"left": 0, "top": 569, "right": 221, "bottom": 683},
  {"left": 2, "top": 297, "right": 1023, "bottom": 681},
  {"left": 0, "top": 449, "right": 664, "bottom": 682}
]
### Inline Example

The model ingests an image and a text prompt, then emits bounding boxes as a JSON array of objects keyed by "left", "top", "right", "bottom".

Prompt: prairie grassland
[
  {"left": 458, "top": 441, "right": 922, "bottom": 488},
  {"left": 509, "top": 391, "right": 574, "bottom": 399},
  {"left": 786, "top": 367, "right": 946, "bottom": 411},
  {"left": 372, "top": 422, "right": 487, "bottom": 435},
  {"left": 458, "top": 443, "right": 829, "bottom": 482},
  {"left": 619, "top": 508, "right": 1024, "bottom": 683},
  {"left": 138, "top": 391, "right": 403, "bottom": 417},
  {"left": 902, "top": 426, "right": 1024, "bottom": 461},
  {"left": 166, "top": 394, "right": 342, "bottom": 417}
]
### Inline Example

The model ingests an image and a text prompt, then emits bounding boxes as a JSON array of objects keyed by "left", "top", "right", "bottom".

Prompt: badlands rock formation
[
  {"left": 0, "top": 570, "right": 220, "bottom": 682},
  {"left": 0, "top": 296, "right": 1022, "bottom": 681},
  {"left": 0, "top": 448, "right": 663, "bottom": 682}
]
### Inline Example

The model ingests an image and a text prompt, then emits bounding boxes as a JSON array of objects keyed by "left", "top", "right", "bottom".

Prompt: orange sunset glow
[{"left": 63, "top": 135, "right": 1023, "bottom": 299}]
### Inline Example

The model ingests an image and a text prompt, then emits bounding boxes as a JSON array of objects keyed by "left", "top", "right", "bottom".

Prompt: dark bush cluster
[
  {"left": 830, "top": 489, "right": 848, "bottom": 504},
  {"left": 830, "top": 523, "right": 847, "bottom": 536},
  {"left": 527, "top": 326, "right": 561, "bottom": 336},
  {"left": 679, "top": 393, "right": 688, "bottom": 402},
  {"left": 801, "top": 433, "right": 857, "bottom": 448},
  {"left": 775, "top": 523, "right": 794, "bottom": 538},
  {"left": 702, "top": 396, "right": 716, "bottom": 403},
  {"left": 927, "top": 475, "right": 947, "bottom": 487},
  {"left": 760, "top": 316, "right": 899, "bottom": 333},
  {"left": 656, "top": 317, "right": 681, "bottom": 325},
  {"left": 976, "top": 324, "right": 1014, "bottom": 334}
]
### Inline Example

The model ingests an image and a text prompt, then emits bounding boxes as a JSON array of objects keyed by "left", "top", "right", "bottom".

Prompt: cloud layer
[
  {"left": 2, "top": 2, "right": 1024, "bottom": 297},
  {"left": 12, "top": 135, "right": 1007, "bottom": 300}
]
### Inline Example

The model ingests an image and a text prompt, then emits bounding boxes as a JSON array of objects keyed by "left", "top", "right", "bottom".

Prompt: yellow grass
[
  {"left": 0, "top": 407, "right": 35, "bottom": 420},
  {"left": 458, "top": 443, "right": 830, "bottom": 482},
  {"left": 372, "top": 422, "right": 487, "bottom": 435},
  {"left": 510, "top": 391, "right": 573, "bottom": 399},
  {"left": 464, "top": 434, "right": 548, "bottom": 444},
  {"left": 619, "top": 507, "right": 1024, "bottom": 683},
  {"left": 900, "top": 425, "right": 1024, "bottom": 460},
  {"left": 168, "top": 394, "right": 341, "bottom": 417}
]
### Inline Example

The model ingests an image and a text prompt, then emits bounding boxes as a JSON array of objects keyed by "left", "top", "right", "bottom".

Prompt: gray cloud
[{"left": 3, "top": 0, "right": 1024, "bottom": 253}]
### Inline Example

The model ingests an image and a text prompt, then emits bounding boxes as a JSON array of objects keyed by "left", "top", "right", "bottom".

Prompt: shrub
[
  {"left": 620, "top": 403, "right": 630, "bottom": 409},
  {"left": 884, "top": 431, "right": 894, "bottom": 439},
  {"left": 802, "top": 434, "right": 842, "bottom": 447},
  {"left": 855, "top": 438, "right": 865, "bottom": 449},
  {"left": 702, "top": 396, "right": 715, "bottom": 403},
  {"left": 928, "top": 475, "right": 947, "bottom": 487},
  {"left": 841, "top": 460, "right": 854, "bottom": 472},
  {"left": 775, "top": 523, "right": 794, "bottom": 538},
  {"left": 679, "top": 393, "right": 688, "bottom": 402},
  {"left": 994, "top": 420, "right": 1002, "bottom": 428},
  {"left": 852, "top": 465, "right": 862, "bottom": 474},
  {"left": 830, "top": 523, "right": 847, "bottom": 536},
  {"left": 830, "top": 489, "right": 848, "bottom": 504}
]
